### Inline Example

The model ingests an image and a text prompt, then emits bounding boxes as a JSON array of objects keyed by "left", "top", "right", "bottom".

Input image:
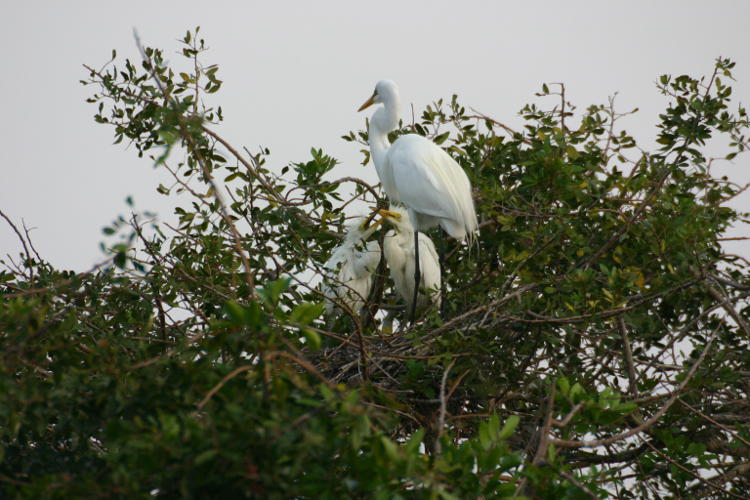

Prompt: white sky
[{"left": 2, "top": 1, "right": 750, "bottom": 271}]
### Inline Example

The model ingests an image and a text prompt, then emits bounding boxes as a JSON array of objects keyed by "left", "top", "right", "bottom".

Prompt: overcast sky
[{"left": 2, "top": 1, "right": 750, "bottom": 271}]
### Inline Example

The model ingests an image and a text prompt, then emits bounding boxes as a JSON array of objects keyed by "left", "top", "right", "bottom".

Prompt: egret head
[
  {"left": 377, "top": 206, "right": 411, "bottom": 232},
  {"left": 344, "top": 213, "right": 385, "bottom": 242},
  {"left": 358, "top": 80, "right": 399, "bottom": 112}
]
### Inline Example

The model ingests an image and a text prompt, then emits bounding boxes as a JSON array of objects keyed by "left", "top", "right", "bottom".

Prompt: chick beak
[
  {"left": 362, "top": 207, "right": 387, "bottom": 230},
  {"left": 368, "top": 217, "right": 385, "bottom": 229},
  {"left": 362, "top": 209, "right": 378, "bottom": 229},
  {"left": 377, "top": 209, "right": 402, "bottom": 221}
]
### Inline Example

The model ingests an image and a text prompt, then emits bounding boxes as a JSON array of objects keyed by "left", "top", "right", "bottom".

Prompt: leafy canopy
[{"left": 1, "top": 28, "right": 749, "bottom": 499}]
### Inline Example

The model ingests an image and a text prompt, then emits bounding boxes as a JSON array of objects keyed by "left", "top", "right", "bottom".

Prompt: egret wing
[
  {"left": 388, "top": 135, "right": 476, "bottom": 237},
  {"left": 351, "top": 241, "right": 381, "bottom": 278},
  {"left": 417, "top": 233, "right": 441, "bottom": 306}
]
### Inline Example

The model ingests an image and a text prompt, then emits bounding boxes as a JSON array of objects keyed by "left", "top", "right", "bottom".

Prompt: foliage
[{"left": 2, "top": 28, "right": 750, "bottom": 498}]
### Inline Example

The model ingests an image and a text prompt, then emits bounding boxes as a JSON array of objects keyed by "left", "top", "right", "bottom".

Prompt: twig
[
  {"left": 130, "top": 214, "right": 167, "bottom": 341},
  {"left": 467, "top": 110, "right": 532, "bottom": 145},
  {"left": 553, "top": 402, "right": 585, "bottom": 428},
  {"left": 705, "top": 279, "right": 750, "bottom": 339},
  {"left": 532, "top": 386, "right": 556, "bottom": 465},
  {"left": 434, "top": 358, "right": 456, "bottom": 454},
  {"left": 21, "top": 220, "right": 42, "bottom": 263},
  {"left": 0, "top": 209, "right": 34, "bottom": 278},
  {"left": 551, "top": 326, "right": 719, "bottom": 448},
  {"left": 196, "top": 365, "right": 254, "bottom": 409},
  {"left": 516, "top": 385, "right": 557, "bottom": 498},
  {"left": 197, "top": 348, "right": 334, "bottom": 410},
  {"left": 677, "top": 399, "right": 750, "bottom": 448},
  {"left": 421, "top": 283, "right": 539, "bottom": 342},
  {"left": 132, "top": 29, "right": 256, "bottom": 299},
  {"left": 558, "top": 470, "right": 599, "bottom": 500},
  {"left": 617, "top": 315, "right": 638, "bottom": 397},
  {"left": 642, "top": 438, "right": 746, "bottom": 499}
]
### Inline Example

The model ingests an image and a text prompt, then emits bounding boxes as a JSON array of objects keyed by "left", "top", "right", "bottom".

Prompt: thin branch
[
  {"left": 705, "top": 279, "right": 750, "bottom": 339},
  {"left": 0, "top": 209, "right": 34, "bottom": 278},
  {"left": 532, "top": 386, "right": 556, "bottom": 465},
  {"left": 558, "top": 470, "right": 599, "bottom": 500},
  {"left": 467, "top": 110, "right": 532, "bottom": 144},
  {"left": 551, "top": 326, "right": 719, "bottom": 448},
  {"left": 677, "top": 398, "right": 750, "bottom": 448},
  {"left": 421, "top": 283, "right": 539, "bottom": 342},
  {"left": 196, "top": 365, "right": 254, "bottom": 409},
  {"left": 617, "top": 315, "right": 638, "bottom": 397},
  {"left": 553, "top": 402, "right": 585, "bottom": 428},
  {"left": 642, "top": 438, "right": 747, "bottom": 499},
  {"left": 21, "top": 220, "right": 42, "bottom": 263},
  {"left": 434, "top": 358, "right": 456, "bottom": 454},
  {"left": 133, "top": 29, "right": 256, "bottom": 299}
]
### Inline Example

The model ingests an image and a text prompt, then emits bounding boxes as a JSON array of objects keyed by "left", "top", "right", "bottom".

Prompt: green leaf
[
  {"left": 434, "top": 131, "right": 450, "bottom": 145},
  {"left": 302, "top": 329, "right": 321, "bottom": 350},
  {"left": 291, "top": 302, "right": 325, "bottom": 325},
  {"left": 258, "top": 277, "right": 291, "bottom": 305},
  {"left": 557, "top": 377, "right": 570, "bottom": 396},
  {"left": 478, "top": 421, "right": 491, "bottom": 449},
  {"left": 113, "top": 250, "right": 127, "bottom": 269},
  {"left": 224, "top": 301, "right": 247, "bottom": 324},
  {"left": 194, "top": 449, "right": 218, "bottom": 465},
  {"left": 405, "top": 428, "right": 425, "bottom": 454},
  {"left": 380, "top": 436, "right": 399, "bottom": 461},
  {"left": 498, "top": 415, "right": 520, "bottom": 440}
]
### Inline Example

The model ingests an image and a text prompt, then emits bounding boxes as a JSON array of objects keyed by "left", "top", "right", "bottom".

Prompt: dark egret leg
[
  {"left": 439, "top": 231, "right": 445, "bottom": 319},
  {"left": 410, "top": 230, "right": 421, "bottom": 324}
]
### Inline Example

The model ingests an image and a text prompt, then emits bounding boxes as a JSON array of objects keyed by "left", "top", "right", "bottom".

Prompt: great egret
[
  {"left": 358, "top": 80, "right": 478, "bottom": 320},
  {"left": 322, "top": 216, "right": 382, "bottom": 319},
  {"left": 379, "top": 207, "right": 441, "bottom": 318}
]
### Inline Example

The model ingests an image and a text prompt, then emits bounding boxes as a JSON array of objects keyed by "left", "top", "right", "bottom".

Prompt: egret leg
[
  {"left": 439, "top": 232, "right": 445, "bottom": 319},
  {"left": 410, "top": 231, "right": 421, "bottom": 324}
]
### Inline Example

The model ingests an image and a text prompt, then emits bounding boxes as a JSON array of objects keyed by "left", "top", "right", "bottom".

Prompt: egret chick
[
  {"left": 379, "top": 207, "right": 441, "bottom": 318},
  {"left": 322, "top": 216, "right": 382, "bottom": 318}
]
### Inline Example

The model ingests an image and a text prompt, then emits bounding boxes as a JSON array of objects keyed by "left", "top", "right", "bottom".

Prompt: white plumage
[
  {"left": 380, "top": 207, "right": 441, "bottom": 315},
  {"left": 322, "top": 217, "right": 382, "bottom": 317},
  {"left": 359, "top": 80, "right": 478, "bottom": 241}
]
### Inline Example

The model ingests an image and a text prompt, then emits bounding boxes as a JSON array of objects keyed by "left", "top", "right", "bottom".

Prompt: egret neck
[{"left": 368, "top": 94, "right": 399, "bottom": 183}]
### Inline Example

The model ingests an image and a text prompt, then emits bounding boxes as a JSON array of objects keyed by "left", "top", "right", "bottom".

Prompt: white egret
[
  {"left": 358, "top": 80, "right": 478, "bottom": 320},
  {"left": 321, "top": 216, "right": 383, "bottom": 319},
  {"left": 379, "top": 207, "right": 441, "bottom": 318}
]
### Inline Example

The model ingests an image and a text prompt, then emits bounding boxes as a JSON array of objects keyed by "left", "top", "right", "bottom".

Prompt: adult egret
[
  {"left": 322, "top": 216, "right": 382, "bottom": 319},
  {"left": 358, "top": 80, "right": 478, "bottom": 320},
  {"left": 379, "top": 207, "right": 441, "bottom": 318}
]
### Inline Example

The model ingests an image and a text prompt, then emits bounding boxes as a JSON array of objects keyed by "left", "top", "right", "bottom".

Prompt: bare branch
[
  {"left": 434, "top": 358, "right": 456, "bottom": 454},
  {"left": 552, "top": 326, "right": 720, "bottom": 448}
]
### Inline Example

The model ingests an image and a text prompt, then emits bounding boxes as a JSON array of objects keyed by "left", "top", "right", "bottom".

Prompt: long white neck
[
  {"left": 368, "top": 96, "right": 400, "bottom": 177},
  {"left": 392, "top": 217, "right": 416, "bottom": 247}
]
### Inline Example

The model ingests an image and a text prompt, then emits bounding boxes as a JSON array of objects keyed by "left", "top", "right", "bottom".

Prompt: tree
[{"left": 2, "top": 28, "right": 749, "bottom": 498}]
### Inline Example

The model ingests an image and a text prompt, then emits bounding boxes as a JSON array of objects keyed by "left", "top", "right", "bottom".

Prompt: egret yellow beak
[
  {"left": 361, "top": 209, "right": 386, "bottom": 230},
  {"left": 377, "top": 209, "right": 402, "bottom": 221},
  {"left": 360, "top": 218, "right": 384, "bottom": 231},
  {"left": 368, "top": 217, "right": 385, "bottom": 229},
  {"left": 358, "top": 92, "right": 376, "bottom": 112}
]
